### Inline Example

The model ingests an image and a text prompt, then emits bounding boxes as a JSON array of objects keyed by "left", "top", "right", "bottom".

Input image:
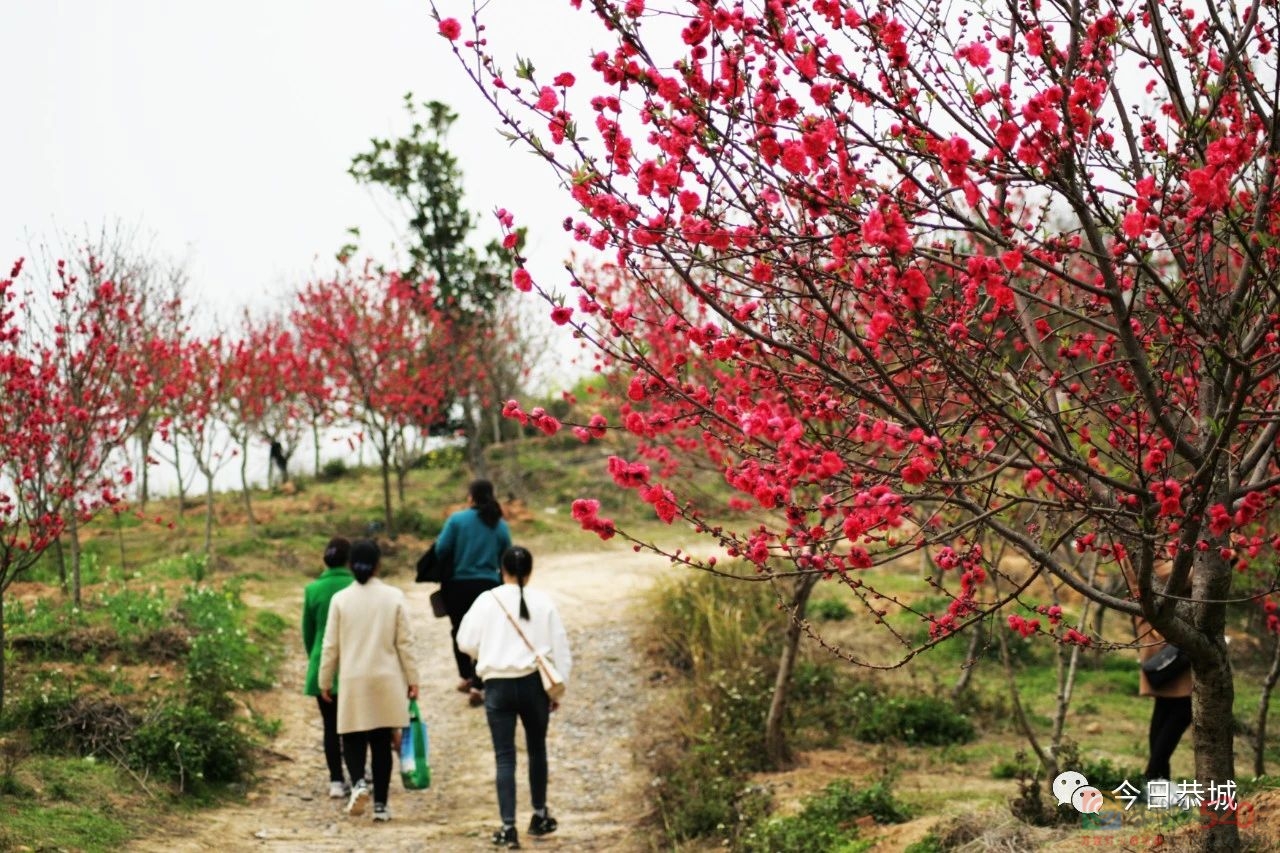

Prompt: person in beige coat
[{"left": 319, "top": 539, "right": 420, "bottom": 822}]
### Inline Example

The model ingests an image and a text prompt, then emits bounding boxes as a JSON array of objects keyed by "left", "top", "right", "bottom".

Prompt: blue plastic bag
[{"left": 400, "top": 699, "right": 430, "bottom": 790}]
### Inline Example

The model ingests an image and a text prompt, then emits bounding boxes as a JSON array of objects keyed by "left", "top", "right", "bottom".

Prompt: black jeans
[
  {"left": 1146, "top": 696, "right": 1192, "bottom": 780},
  {"left": 484, "top": 672, "right": 551, "bottom": 828},
  {"left": 316, "top": 697, "right": 343, "bottom": 783},
  {"left": 342, "top": 728, "right": 394, "bottom": 806},
  {"left": 444, "top": 577, "right": 500, "bottom": 687}
]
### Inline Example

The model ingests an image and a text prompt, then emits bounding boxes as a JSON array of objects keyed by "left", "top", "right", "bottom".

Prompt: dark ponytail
[
  {"left": 502, "top": 546, "right": 533, "bottom": 620},
  {"left": 349, "top": 538, "right": 380, "bottom": 585},
  {"left": 469, "top": 479, "right": 504, "bottom": 528}
]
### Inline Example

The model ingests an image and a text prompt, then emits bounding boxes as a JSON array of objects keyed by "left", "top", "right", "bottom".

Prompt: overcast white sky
[{"left": 1, "top": 0, "right": 598, "bottom": 326}]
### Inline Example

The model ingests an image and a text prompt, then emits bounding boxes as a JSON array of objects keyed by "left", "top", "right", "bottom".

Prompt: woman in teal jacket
[
  {"left": 303, "top": 536, "right": 355, "bottom": 798},
  {"left": 436, "top": 480, "right": 511, "bottom": 705}
]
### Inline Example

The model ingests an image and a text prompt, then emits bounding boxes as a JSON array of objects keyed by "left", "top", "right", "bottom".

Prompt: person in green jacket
[{"left": 303, "top": 536, "right": 355, "bottom": 798}]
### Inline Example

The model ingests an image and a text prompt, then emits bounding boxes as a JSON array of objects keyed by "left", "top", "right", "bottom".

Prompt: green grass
[{"left": 0, "top": 757, "right": 136, "bottom": 851}]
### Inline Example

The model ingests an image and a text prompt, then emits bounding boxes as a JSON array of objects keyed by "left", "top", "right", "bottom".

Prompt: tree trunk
[
  {"left": 115, "top": 510, "right": 127, "bottom": 574},
  {"left": 463, "top": 395, "right": 487, "bottom": 478},
  {"left": 380, "top": 452, "right": 394, "bottom": 536},
  {"left": 1191, "top": 645, "right": 1239, "bottom": 851},
  {"left": 137, "top": 427, "right": 153, "bottom": 510},
  {"left": 175, "top": 441, "right": 187, "bottom": 522},
  {"left": 203, "top": 471, "right": 215, "bottom": 558},
  {"left": 53, "top": 536, "right": 67, "bottom": 593},
  {"left": 1190, "top": 547, "right": 1239, "bottom": 852},
  {"left": 0, "top": 591, "right": 7, "bottom": 714},
  {"left": 764, "top": 571, "right": 820, "bottom": 769},
  {"left": 313, "top": 418, "right": 322, "bottom": 477},
  {"left": 238, "top": 437, "right": 256, "bottom": 536},
  {"left": 1253, "top": 633, "right": 1280, "bottom": 777},
  {"left": 69, "top": 512, "right": 83, "bottom": 607}
]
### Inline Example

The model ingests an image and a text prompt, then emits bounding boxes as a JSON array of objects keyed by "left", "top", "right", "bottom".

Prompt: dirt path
[{"left": 133, "top": 549, "right": 673, "bottom": 853}]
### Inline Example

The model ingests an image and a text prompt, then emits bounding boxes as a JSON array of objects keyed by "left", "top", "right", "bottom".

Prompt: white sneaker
[
  {"left": 373, "top": 804, "right": 390, "bottom": 822},
  {"left": 347, "top": 780, "right": 370, "bottom": 816},
  {"left": 328, "top": 781, "right": 349, "bottom": 799}
]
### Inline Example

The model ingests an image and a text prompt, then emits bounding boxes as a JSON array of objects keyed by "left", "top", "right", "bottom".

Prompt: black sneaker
[
  {"left": 528, "top": 811, "right": 558, "bottom": 836},
  {"left": 491, "top": 825, "right": 520, "bottom": 848}
]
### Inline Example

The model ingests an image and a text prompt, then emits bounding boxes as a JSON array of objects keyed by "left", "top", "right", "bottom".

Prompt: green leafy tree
[{"left": 349, "top": 95, "right": 528, "bottom": 474}]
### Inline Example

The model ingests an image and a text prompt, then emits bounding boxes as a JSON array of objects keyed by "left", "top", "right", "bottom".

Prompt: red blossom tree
[
  {"left": 0, "top": 260, "right": 66, "bottom": 711},
  {"left": 167, "top": 335, "right": 239, "bottom": 557},
  {"left": 293, "top": 265, "right": 458, "bottom": 533},
  {"left": 19, "top": 253, "right": 156, "bottom": 604},
  {"left": 222, "top": 314, "right": 309, "bottom": 531},
  {"left": 440, "top": 2, "right": 1280, "bottom": 845}
]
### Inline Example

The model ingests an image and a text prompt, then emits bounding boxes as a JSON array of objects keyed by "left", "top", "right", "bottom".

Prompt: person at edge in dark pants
[
  {"left": 435, "top": 479, "right": 511, "bottom": 706},
  {"left": 1123, "top": 558, "right": 1193, "bottom": 788},
  {"left": 302, "top": 536, "right": 355, "bottom": 799},
  {"left": 319, "top": 539, "right": 420, "bottom": 823},
  {"left": 458, "top": 546, "right": 572, "bottom": 849}
]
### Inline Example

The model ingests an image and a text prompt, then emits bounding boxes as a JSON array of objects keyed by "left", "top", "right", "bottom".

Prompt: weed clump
[{"left": 850, "top": 694, "right": 976, "bottom": 746}]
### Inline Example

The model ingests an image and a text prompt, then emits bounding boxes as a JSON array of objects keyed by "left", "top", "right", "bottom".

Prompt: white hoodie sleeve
[
  {"left": 455, "top": 592, "right": 486, "bottom": 661},
  {"left": 544, "top": 602, "right": 572, "bottom": 683}
]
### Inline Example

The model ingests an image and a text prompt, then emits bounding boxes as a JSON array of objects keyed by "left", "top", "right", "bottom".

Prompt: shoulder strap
[{"left": 490, "top": 590, "right": 537, "bottom": 654}]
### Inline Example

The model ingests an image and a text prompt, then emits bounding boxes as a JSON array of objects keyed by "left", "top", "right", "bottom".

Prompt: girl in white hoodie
[{"left": 457, "top": 546, "right": 571, "bottom": 849}]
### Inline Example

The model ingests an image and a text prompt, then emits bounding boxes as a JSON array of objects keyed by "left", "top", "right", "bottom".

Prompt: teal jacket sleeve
[{"left": 436, "top": 513, "right": 457, "bottom": 562}]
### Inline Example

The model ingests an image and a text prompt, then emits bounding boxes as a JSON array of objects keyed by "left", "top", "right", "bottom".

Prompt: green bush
[
  {"left": 852, "top": 694, "right": 975, "bottom": 746},
  {"left": 904, "top": 834, "right": 945, "bottom": 853},
  {"left": 392, "top": 506, "right": 443, "bottom": 538},
  {"left": 741, "top": 778, "right": 909, "bottom": 853},
  {"left": 179, "top": 582, "right": 278, "bottom": 711},
  {"left": 320, "top": 458, "right": 349, "bottom": 481},
  {"left": 0, "top": 674, "right": 136, "bottom": 760},
  {"left": 97, "top": 587, "right": 170, "bottom": 644},
  {"left": 145, "top": 552, "right": 207, "bottom": 582},
  {"left": 129, "top": 701, "right": 253, "bottom": 791},
  {"left": 810, "top": 597, "right": 852, "bottom": 621},
  {"left": 0, "top": 674, "right": 81, "bottom": 753},
  {"left": 5, "top": 597, "right": 87, "bottom": 637},
  {"left": 652, "top": 741, "right": 751, "bottom": 840}
]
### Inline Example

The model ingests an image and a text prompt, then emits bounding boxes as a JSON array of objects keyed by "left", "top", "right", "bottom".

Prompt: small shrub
[
  {"left": 179, "top": 582, "right": 278, "bottom": 711},
  {"left": 0, "top": 773, "right": 35, "bottom": 798},
  {"left": 1077, "top": 755, "right": 1145, "bottom": 792},
  {"left": 129, "top": 701, "right": 253, "bottom": 790},
  {"left": 1006, "top": 750, "right": 1074, "bottom": 827},
  {"left": 97, "top": 586, "right": 170, "bottom": 645},
  {"left": 810, "top": 597, "right": 852, "bottom": 621},
  {"left": 741, "top": 778, "right": 908, "bottom": 853},
  {"left": 392, "top": 507, "right": 443, "bottom": 538},
  {"left": 991, "top": 757, "right": 1024, "bottom": 779},
  {"left": 1, "top": 674, "right": 136, "bottom": 759},
  {"left": 320, "top": 458, "right": 349, "bottom": 481},
  {"left": 904, "top": 833, "right": 945, "bottom": 853},
  {"left": 146, "top": 553, "right": 207, "bottom": 582},
  {"left": 852, "top": 694, "right": 975, "bottom": 746},
  {"left": 652, "top": 742, "right": 746, "bottom": 840}
]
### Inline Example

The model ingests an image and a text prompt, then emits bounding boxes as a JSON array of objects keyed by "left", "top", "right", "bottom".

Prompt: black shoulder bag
[
  {"left": 415, "top": 542, "right": 453, "bottom": 584},
  {"left": 1142, "top": 644, "right": 1190, "bottom": 688}
]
